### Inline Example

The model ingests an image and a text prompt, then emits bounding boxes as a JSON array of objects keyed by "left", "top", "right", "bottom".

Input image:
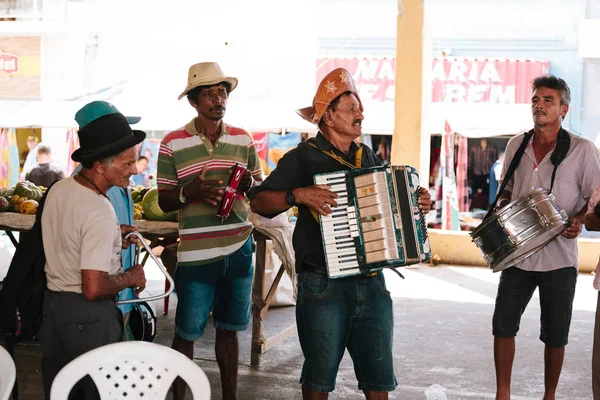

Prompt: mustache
[
  {"left": 211, "top": 105, "right": 225, "bottom": 112},
  {"left": 534, "top": 110, "right": 546, "bottom": 115}
]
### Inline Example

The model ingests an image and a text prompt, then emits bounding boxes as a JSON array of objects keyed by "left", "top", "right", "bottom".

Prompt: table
[
  {"left": 251, "top": 230, "right": 297, "bottom": 367},
  {"left": 0, "top": 212, "right": 295, "bottom": 368},
  {"left": 0, "top": 212, "right": 179, "bottom": 244}
]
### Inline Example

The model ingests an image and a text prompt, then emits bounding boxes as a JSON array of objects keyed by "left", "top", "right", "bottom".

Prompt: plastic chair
[
  {"left": 0, "top": 345, "right": 16, "bottom": 400},
  {"left": 50, "top": 341, "right": 210, "bottom": 399}
]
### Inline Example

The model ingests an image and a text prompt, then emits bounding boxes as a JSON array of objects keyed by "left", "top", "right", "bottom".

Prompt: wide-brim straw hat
[{"left": 178, "top": 62, "right": 238, "bottom": 100}]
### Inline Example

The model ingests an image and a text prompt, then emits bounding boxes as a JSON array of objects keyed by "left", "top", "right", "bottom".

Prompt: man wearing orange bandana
[{"left": 249, "top": 68, "right": 432, "bottom": 399}]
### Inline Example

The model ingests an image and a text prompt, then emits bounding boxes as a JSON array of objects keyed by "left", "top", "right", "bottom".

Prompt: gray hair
[
  {"left": 100, "top": 155, "right": 116, "bottom": 165},
  {"left": 532, "top": 75, "right": 571, "bottom": 106}
]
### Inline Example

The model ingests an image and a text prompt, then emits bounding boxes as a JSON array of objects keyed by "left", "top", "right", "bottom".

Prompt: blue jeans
[
  {"left": 174, "top": 238, "right": 254, "bottom": 341},
  {"left": 296, "top": 270, "right": 397, "bottom": 392}
]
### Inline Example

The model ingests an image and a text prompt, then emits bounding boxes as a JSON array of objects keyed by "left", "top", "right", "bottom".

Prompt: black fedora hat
[{"left": 71, "top": 113, "right": 146, "bottom": 163}]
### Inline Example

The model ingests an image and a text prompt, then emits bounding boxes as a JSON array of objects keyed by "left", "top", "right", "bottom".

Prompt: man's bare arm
[
  {"left": 81, "top": 264, "right": 146, "bottom": 302},
  {"left": 250, "top": 190, "right": 289, "bottom": 215},
  {"left": 158, "top": 189, "right": 185, "bottom": 213}
]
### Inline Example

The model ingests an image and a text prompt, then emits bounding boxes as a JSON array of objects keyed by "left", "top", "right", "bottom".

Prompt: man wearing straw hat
[
  {"left": 157, "top": 62, "right": 262, "bottom": 400},
  {"left": 249, "top": 68, "right": 432, "bottom": 399},
  {"left": 40, "top": 110, "right": 147, "bottom": 398}
]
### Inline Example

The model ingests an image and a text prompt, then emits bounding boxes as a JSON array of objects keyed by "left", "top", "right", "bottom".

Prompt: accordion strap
[{"left": 308, "top": 142, "right": 363, "bottom": 169}]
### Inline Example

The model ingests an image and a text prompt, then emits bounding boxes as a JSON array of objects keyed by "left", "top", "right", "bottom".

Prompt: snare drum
[{"left": 471, "top": 188, "right": 568, "bottom": 272}]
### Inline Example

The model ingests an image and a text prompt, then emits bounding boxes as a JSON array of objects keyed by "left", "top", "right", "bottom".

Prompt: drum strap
[
  {"left": 486, "top": 128, "right": 571, "bottom": 220},
  {"left": 486, "top": 130, "right": 534, "bottom": 219},
  {"left": 549, "top": 128, "right": 571, "bottom": 193}
]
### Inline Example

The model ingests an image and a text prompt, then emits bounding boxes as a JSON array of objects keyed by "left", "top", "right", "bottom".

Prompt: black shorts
[{"left": 492, "top": 266, "right": 577, "bottom": 348}]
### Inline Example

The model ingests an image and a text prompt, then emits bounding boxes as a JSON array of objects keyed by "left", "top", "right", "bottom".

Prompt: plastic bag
[{"left": 424, "top": 384, "right": 448, "bottom": 400}]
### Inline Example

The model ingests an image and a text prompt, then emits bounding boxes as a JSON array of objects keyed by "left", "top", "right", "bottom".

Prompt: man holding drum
[{"left": 492, "top": 75, "right": 600, "bottom": 400}]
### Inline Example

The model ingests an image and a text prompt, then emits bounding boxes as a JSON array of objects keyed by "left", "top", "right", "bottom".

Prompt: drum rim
[
  {"left": 471, "top": 188, "right": 551, "bottom": 236},
  {"left": 490, "top": 223, "right": 566, "bottom": 272}
]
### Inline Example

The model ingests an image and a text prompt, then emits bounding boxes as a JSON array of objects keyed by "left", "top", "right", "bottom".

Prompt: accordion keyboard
[{"left": 315, "top": 172, "right": 361, "bottom": 277}]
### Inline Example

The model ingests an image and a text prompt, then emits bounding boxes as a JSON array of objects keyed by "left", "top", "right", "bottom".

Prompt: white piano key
[
  {"left": 328, "top": 184, "right": 347, "bottom": 193},
  {"left": 327, "top": 252, "right": 358, "bottom": 262},
  {"left": 327, "top": 258, "right": 359, "bottom": 268},
  {"left": 322, "top": 230, "right": 352, "bottom": 241},
  {"left": 328, "top": 268, "right": 361, "bottom": 278}
]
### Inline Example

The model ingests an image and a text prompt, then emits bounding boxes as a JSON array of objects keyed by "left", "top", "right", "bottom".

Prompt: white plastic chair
[
  {"left": 50, "top": 341, "right": 210, "bottom": 399},
  {"left": 0, "top": 345, "right": 16, "bottom": 400}
]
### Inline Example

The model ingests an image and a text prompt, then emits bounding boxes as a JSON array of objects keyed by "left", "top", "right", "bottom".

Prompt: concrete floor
[{"left": 3, "top": 263, "right": 598, "bottom": 400}]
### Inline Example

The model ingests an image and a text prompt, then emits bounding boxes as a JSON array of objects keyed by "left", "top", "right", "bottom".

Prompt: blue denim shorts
[
  {"left": 296, "top": 270, "right": 397, "bottom": 393},
  {"left": 492, "top": 266, "right": 577, "bottom": 348},
  {"left": 174, "top": 237, "right": 254, "bottom": 341}
]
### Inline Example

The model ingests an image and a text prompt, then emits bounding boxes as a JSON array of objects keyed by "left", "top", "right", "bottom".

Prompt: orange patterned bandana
[{"left": 296, "top": 68, "right": 364, "bottom": 125}]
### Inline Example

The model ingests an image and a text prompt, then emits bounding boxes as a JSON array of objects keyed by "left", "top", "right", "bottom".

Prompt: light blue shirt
[{"left": 72, "top": 165, "right": 135, "bottom": 314}]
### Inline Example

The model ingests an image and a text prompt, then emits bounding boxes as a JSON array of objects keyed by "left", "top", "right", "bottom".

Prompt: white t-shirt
[{"left": 42, "top": 177, "right": 123, "bottom": 293}]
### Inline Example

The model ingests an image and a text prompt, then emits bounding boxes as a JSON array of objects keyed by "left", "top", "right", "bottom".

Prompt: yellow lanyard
[
  {"left": 307, "top": 141, "right": 363, "bottom": 222},
  {"left": 308, "top": 142, "right": 363, "bottom": 169}
]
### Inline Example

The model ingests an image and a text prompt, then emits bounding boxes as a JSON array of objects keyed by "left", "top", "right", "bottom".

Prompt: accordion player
[{"left": 314, "top": 165, "right": 431, "bottom": 279}]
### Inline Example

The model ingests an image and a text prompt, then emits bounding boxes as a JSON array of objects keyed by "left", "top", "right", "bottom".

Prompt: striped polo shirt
[{"left": 157, "top": 119, "right": 263, "bottom": 266}]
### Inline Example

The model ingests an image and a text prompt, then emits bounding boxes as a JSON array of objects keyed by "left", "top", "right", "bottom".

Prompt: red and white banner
[
  {"left": 431, "top": 58, "right": 550, "bottom": 104},
  {"left": 316, "top": 58, "right": 396, "bottom": 104},
  {"left": 315, "top": 57, "right": 549, "bottom": 105}
]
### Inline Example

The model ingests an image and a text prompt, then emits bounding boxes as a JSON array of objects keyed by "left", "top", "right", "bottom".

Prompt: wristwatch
[
  {"left": 179, "top": 186, "right": 187, "bottom": 204},
  {"left": 285, "top": 189, "right": 297, "bottom": 206}
]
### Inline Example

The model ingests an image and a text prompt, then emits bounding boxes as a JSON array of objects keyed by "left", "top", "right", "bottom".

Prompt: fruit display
[
  {"left": 141, "top": 188, "right": 178, "bottom": 222},
  {"left": 0, "top": 181, "right": 44, "bottom": 215},
  {"left": 19, "top": 200, "right": 39, "bottom": 215},
  {"left": 128, "top": 186, "right": 176, "bottom": 222},
  {"left": 14, "top": 181, "right": 43, "bottom": 202},
  {"left": 0, "top": 196, "right": 9, "bottom": 212}
]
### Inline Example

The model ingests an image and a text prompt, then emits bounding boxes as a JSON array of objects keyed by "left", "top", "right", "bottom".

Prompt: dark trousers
[
  {"left": 593, "top": 292, "right": 600, "bottom": 399},
  {"left": 40, "top": 290, "right": 123, "bottom": 399}
]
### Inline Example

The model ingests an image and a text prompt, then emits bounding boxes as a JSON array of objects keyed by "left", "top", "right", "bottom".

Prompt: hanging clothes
[
  {"left": 440, "top": 122, "right": 460, "bottom": 230},
  {"left": 65, "top": 127, "right": 80, "bottom": 177},
  {"left": 455, "top": 135, "right": 469, "bottom": 213},
  {"left": 0, "top": 128, "right": 20, "bottom": 188}
]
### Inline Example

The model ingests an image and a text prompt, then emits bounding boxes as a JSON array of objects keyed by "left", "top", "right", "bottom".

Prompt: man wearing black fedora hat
[{"left": 39, "top": 111, "right": 147, "bottom": 399}]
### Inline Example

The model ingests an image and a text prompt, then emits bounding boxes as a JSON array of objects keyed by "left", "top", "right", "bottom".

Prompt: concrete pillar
[{"left": 392, "top": 0, "right": 429, "bottom": 185}]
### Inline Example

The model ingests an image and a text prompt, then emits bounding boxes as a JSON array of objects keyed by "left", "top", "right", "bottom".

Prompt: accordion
[{"left": 314, "top": 165, "right": 431, "bottom": 279}]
